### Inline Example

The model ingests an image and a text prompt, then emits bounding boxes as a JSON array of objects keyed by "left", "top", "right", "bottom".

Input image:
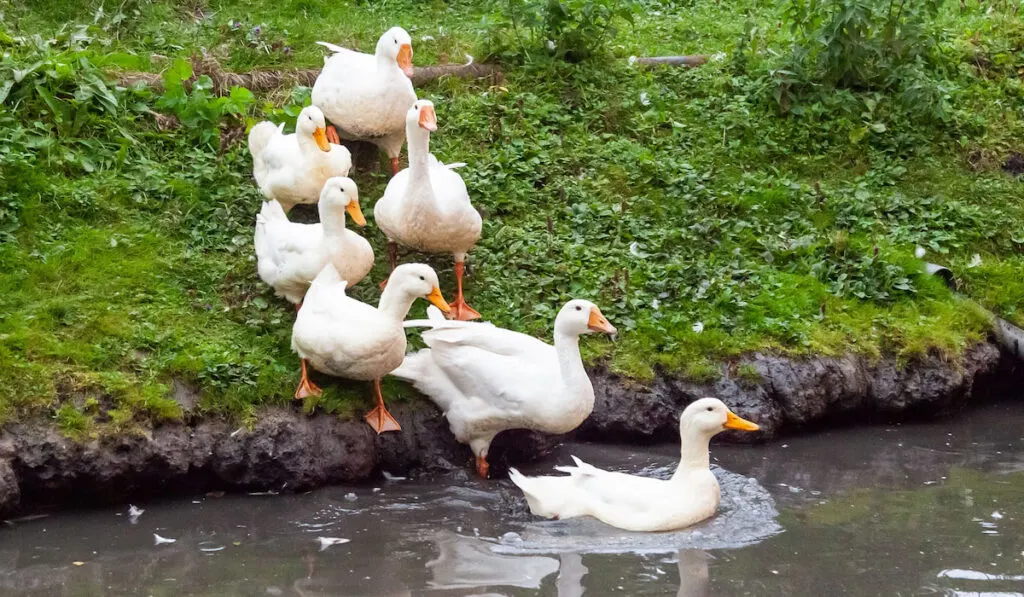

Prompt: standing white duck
[
  {"left": 254, "top": 177, "right": 373, "bottom": 399},
  {"left": 391, "top": 300, "right": 617, "bottom": 478},
  {"left": 509, "top": 398, "right": 760, "bottom": 532},
  {"left": 374, "top": 100, "right": 482, "bottom": 321},
  {"left": 292, "top": 263, "right": 451, "bottom": 433},
  {"left": 248, "top": 105, "right": 352, "bottom": 212},
  {"left": 312, "top": 27, "right": 417, "bottom": 176}
]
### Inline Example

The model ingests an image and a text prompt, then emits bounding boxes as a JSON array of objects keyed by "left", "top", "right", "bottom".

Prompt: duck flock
[{"left": 247, "top": 27, "right": 762, "bottom": 532}]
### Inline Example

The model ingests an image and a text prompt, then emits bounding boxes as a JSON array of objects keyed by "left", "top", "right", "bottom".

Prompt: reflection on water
[
  {"left": 428, "top": 533, "right": 559, "bottom": 589},
  {"left": 2, "top": 401, "right": 1024, "bottom": 596}
]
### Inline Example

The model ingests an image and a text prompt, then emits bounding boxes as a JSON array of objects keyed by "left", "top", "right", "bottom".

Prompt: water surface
[{"left": 3, "top": 401, "right": 1024, "bottom": 596}]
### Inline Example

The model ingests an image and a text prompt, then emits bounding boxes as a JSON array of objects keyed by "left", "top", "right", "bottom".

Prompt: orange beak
[
  {"left": 418, "top": 105, "right": 437, "bottom": 132},
  {"left": 426, "top": 286, "right": 451, "bottom": 313},
  {"left": 724, "top": 410, "right": 760, "bottom": 432},
  {"left": 587, "top": 307, "right": 616, "bottom": 334},
  {"left": 397, "top": 43, "right": 414, "bottom": 78},
  {"left": 346, "top": 199, "right": 366, "bottom": 226},
  {"left": 313, "top": 127, "right": 331, "bottom": 152}
]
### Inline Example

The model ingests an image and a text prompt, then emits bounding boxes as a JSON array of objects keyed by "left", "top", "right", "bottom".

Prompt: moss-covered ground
[{"left": 1, "top": 0, "right": 1022, "bottom": 435}]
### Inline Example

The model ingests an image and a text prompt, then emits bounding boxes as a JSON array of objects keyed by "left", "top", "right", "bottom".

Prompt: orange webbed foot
[
  {"left": 365, "top": 405, "right": 402, "bottom": 434},
  {"left": 449, "top": 298, "right": 481, "bottom": 321},
  {"left": 295, "top": 359, "right": 322, "bottom": 400}
]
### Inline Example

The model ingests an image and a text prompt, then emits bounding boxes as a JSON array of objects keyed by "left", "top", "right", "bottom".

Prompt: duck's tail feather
[
  {"left": 509, "top": 468, "right": 578, "bottom": 520},
  {"left": 553, "top": 455, "right": 602, "bottom": 478},
  {"left": 248, "top": 121, "right": 281, "bottom": 160},
  {"left": 254, "top": 200, "right": 289, "bottom": 286},
  {"left": 316, "top": 41, "right": 349, "bottom": 54},
  {"left": 403, "top": 305, "right": 450, "bottom": 329},
  {"left": 389, "top": 348, "right": 461, "bottom": 412}
]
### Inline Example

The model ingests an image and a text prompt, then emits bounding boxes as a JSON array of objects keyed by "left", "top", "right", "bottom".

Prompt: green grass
[{"left": 1, "top": 0, "right": 1022, "bottom": 434}]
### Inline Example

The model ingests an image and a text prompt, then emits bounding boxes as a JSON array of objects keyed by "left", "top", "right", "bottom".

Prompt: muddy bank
[
  {"left": 0, "top": 341, "right": 1018, "bottom": 516},
  {"left": 581, "top": 341, "right": 1015, "bottom": 442}
]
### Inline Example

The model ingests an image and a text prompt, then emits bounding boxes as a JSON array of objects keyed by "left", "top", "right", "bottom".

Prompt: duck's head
[
  {"left": 406, "top": 100, "right": 437, "bottom": 132},
  {"left": 318, "top": 177, "right": 365, "bottom": 226},
  {"left": 297, "top": 105, "right": 331, "bottom": 152},
  {"left": 682, "top": 397, "right": 760, "bottom": 436},
  {"left": 389, "top": 263, "right": 450, "bottom": 313},
  {"left": 554, "top": 299, "right": 617, "bottom": 336},
  {"left": 377, "top": 27, "right": 414, "bottom": 78}
]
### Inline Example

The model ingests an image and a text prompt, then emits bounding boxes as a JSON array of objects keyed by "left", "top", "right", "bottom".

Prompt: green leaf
[{"left": 161, "top": 57, "right": 193, "bottom": 89}]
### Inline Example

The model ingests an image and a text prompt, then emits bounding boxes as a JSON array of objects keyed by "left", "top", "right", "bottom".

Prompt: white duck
[
  {"left": 312, "top": 27, "right": 417, "bottom": 176},
  {"left": 292, "top": 263, "right": 451, "bottom": 433},
  {"left": 248, "top": 105, "right": 352, "bottom": 212},
  {"left": 374, "top": 100, "right": 482, "bottom": 321},
  {"left": 391, "top": 300, "right": 617, "bottom": 477},
  {"left": 254, "top": 177, "right": 373, "bottom": 399},
  {"left": 509, "top": 398, "right": 760, "bottom": 532}
]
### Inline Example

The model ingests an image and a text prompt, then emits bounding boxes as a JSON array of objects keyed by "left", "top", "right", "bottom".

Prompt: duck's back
[
  {"left": 425, "top": 326, "right": 565, "bottom": 435},
  {"left": 312, "top": 51, "right": 415, "bottom": 140},
  {"left": 293, "top": 294, "right": 405, "bottom": 380},
  {"left": 513, "top": 461, "right": 721, "bottom": 532}
]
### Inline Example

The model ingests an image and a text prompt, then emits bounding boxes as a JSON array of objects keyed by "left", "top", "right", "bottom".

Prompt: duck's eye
[
  {"left": 575, "top": 306, "right": 582, "bottom": 311},
  {"left": 394, "top": 39, "right": 398, "bottom": 44},
  {"left": 419, "top": 275, "right": 425, "bottom": 281},
  {"left": 706, "top": 406, "right": 713, "bottom": 412}
]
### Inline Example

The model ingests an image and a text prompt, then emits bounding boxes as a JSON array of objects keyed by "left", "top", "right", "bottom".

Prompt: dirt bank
[{"left": 0, "top": 342, "right": 1018, "bottom": 516}]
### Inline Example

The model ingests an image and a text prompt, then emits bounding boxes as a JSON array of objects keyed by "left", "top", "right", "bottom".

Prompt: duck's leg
[
  {"left": 364, "top": 378, "right": 402, "bottom": 434},
  {"left": 378, "top": 242, "right": 399, "bottom": 290},
  {"left": 390, "top": 157, "right": 401, "bottom": 176},
  {"left": 475, "top": 455, "right": 489, "bottom": 479},
  {"left": 325, "top": 125, "right": 341, "bottom": 145},
  {"left": 448, "top": 256, "right": 480, "bottom": 321},
  {"left": 295, "top": 357, "right": 323, "bottom": 400},
  {"left": 293, "top": 302, "right": 322, "bottom": 400}
]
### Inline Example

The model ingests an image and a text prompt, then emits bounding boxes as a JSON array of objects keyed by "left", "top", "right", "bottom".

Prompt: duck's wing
[
  {"left": 511, "top": 457, "right": 667, "bottom": 522},
  {"left": 422, "top": 324, "right": 559, "bottom": 414},
  {"left": 254, "top": 201, "right": 324, "bottom": 287},
  {"left": 316, "top": 43, "right": 374, "bottom": 74},
  {"left": 260, "top": 132, "right": 302, "bottom": 173}
]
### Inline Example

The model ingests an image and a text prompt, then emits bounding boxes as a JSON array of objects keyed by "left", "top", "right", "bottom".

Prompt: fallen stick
[
  {"left": 117, "top": 54, "right": 500, "bottom": 94},
  {"left": 633, "top": 55, "right": 709, "bottom": 67},
  {"left": 117, "top": 54, "right": 708, "bottom": 94}
]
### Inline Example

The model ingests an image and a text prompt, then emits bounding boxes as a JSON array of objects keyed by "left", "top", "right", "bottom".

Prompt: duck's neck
[
  {"left": 377, "top": 286, "right": 417, "bottom": 323},
  {"left": 320, "top": 206, "right": 348, "bottom": 239},
  {"left": 672, "top": 427, "right": 713, "bottom": 480},
  {"left": 298, "top": 130, "right": 319, "bottom": 155},
  {"left": 376, "top": 52, "right": 399, "bottom": 74},
  {"left": 552, "top": 331, "right": 594, "bottom": 410},
  {"left": 406, "top": 123, "right": 434, "bottom": 190}
]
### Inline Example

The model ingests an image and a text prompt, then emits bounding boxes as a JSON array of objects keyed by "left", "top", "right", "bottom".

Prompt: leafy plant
[
  {"left": 155, "top": 58, "right": 255, "bottom": 148},
  {"left": 770, "top": 0, "right": 953, "bottom": 123},
  {"left": 483, "top": 0, "right": 637, "bottom": 62}
]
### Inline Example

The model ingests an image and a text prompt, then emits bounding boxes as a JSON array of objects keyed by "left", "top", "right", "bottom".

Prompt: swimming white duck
[
  {"left": 374, "top": 100, "right": 482, "bottom": 321},
  {"left": 292, "top": 263, "right": 451, "bottom": 433},
  {"left": 254, "top": 177, "right": 373, "bottom": 399},
  {"left": 509, "top": 398, "right": 760, "bottom": 532},
  {"left": 312, "top": 27, "right": 417, "bottom": 176},
  {"left": 248, "top": 105, "right": 352, "bottom": 212},
  {"left": 391, "top": 300, "right": 617, "bottom": 478}
]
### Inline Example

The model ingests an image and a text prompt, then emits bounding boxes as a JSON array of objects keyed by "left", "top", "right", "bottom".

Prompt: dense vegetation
[{"left": 1, "top": 0, "right": 1022, "bottom": 435}]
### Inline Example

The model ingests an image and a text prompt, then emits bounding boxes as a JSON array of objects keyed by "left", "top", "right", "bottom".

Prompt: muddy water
[{"left": 3, "top": 401, "right": 1024, "bottom": 596}]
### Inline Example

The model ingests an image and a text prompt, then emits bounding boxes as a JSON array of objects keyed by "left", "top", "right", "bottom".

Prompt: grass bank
[{"left": 1, "top": 0, "right": 1022, "bottom": 436}]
